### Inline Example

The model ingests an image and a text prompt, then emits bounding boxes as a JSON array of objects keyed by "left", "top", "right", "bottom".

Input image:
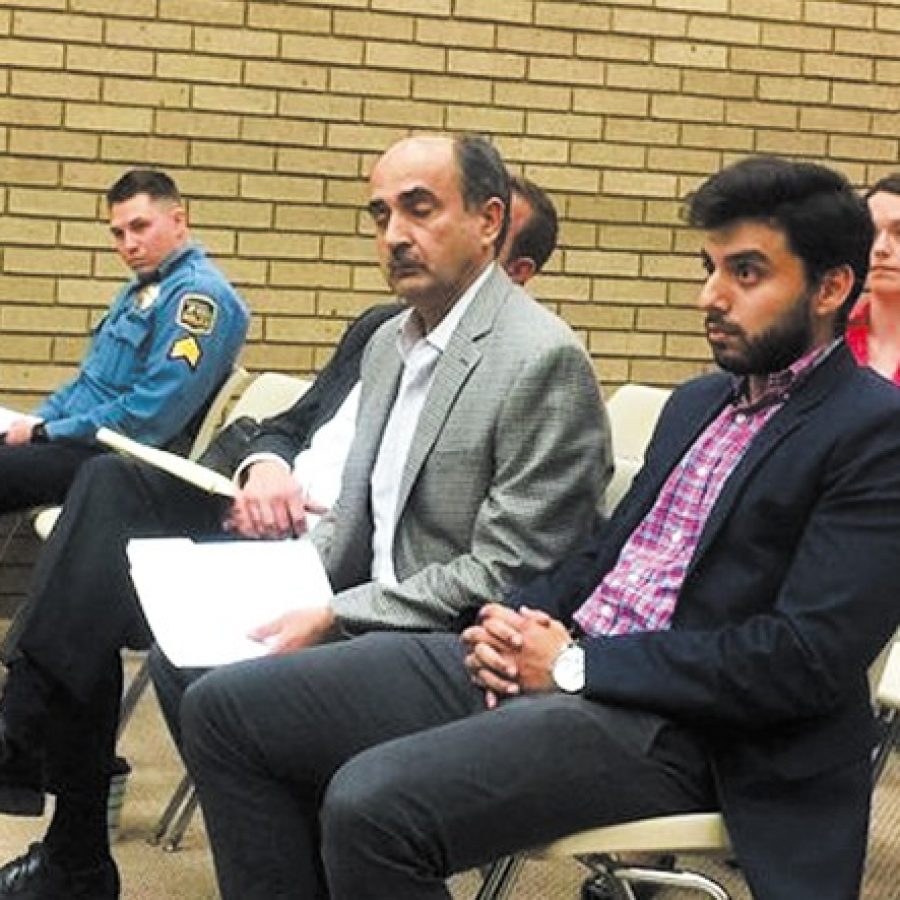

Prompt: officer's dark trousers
[
  {"left": 1, "top": 454, "right": 228, "bottom": 869},
  {"left": 0, "top": 441, "right": 101, "bottom": 514},
  {"left": 181, "top": 632, "right": 715, "bottom": 900}
]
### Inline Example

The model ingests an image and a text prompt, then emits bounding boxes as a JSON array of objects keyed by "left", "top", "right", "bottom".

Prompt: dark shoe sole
[{"left": 0, "top": 784, "right": 44, "bottom": 816}]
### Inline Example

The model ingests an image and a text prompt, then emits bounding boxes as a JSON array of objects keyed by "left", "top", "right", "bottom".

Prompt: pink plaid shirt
[{"left": 573, "top": 345, "right": 833, "bottom": 638}]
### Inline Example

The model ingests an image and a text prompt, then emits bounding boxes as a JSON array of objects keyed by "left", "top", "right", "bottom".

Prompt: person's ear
[
  {"left": 503, "top": 256, "right": 537, "bottom": 286},
  {"left": 814, "top": 265, "right": 854, "bottom": 318},
  {"left": 479, "top": 197, "right": 506, "bottom": 250}
]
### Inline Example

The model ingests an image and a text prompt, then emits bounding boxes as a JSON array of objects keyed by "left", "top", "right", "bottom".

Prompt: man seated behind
[
  {"left": 182, "top": 156, "right": 899, "bottom": 900},
  {"left": 0, "top": 169, "right": 249, "bottom": 514},
  {"left": 0, "top": 135, "right": 607, "bottom": 899}
]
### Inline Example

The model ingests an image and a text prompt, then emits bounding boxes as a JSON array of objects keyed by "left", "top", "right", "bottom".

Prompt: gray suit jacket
[{"left": 311, "top": 265, "right": 611, "bottom": 633}]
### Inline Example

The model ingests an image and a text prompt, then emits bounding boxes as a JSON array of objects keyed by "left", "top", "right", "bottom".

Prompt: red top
[{"left": 846, "top": 300, "right": 900, "bottom": 385}]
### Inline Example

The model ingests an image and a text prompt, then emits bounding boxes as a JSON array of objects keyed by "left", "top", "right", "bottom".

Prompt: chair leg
[
  {"left": 473, "top": 855, "right": 528, "bottom": 900},
  {"left": 873, "top": 709, "right": 899, "bottom": 783},
  {"left": 582, "top": 855, "right": 732, "bottom": 900},
  {"left": 149, "top": 772, "right": 194, "bottom": 847},
  {"left": 162, "top": 783, "right": 201, "bottom": 852}
]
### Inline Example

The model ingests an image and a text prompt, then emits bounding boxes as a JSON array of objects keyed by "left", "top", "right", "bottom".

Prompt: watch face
[{"left": 553, "top": 645, "right": 585, "bottom": 694}]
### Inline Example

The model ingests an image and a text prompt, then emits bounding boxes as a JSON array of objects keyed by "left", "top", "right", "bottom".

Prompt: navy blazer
[{"left": 511, "top": 344, "right": 900, "bottom": 899}]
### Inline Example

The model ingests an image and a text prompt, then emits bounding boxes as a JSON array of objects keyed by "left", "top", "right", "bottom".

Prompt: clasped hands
[{"left": 462, "top": 602, "right": 572, "bottom": 708}]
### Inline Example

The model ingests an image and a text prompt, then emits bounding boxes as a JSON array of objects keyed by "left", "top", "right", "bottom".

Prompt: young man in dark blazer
[{"left": 181, "top": 156, "right": 900, "bottom": 900}]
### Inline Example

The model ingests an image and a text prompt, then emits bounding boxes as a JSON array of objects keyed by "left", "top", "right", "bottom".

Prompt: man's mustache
[{"left": 705, "top": 313, "right": 741, "bottom": 335}]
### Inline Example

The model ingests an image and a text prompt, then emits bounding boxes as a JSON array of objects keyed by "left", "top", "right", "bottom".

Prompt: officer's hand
[{"left": 4, "top": 418, "right": 40, "bottom": 446}]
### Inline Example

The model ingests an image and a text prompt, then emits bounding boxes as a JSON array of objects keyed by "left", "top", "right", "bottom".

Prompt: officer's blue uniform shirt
[{"left": 35, "top": 242, "right": 249, "bottom": 445}]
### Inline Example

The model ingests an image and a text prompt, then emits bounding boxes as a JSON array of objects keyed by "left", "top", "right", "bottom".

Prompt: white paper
[
  {"left": 0, "top": 405, "right": 37, "bottom": 434},
  {"left": 127, "top": 536, "right": 333, "bottom": 667}
]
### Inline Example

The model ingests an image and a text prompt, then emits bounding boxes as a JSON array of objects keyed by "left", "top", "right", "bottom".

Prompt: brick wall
[{"left": 0, "top": 0, "right": 896, "bottom": 403}]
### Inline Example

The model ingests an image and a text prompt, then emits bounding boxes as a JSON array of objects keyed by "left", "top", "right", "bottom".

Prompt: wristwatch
[{"left": 551, "top": 641, "right": 585, "bottom": 694}]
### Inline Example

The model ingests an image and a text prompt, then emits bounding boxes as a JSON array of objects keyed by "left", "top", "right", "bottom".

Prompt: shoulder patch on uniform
[
  {"left": 177, "top": 294, "right": 217, "bottom": 335},
  {"left": 169, "top": 335, "right": 203, "bottom": 370}
]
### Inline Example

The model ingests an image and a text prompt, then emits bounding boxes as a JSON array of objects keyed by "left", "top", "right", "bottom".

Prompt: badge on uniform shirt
[
  {"left": 169, "top": 335, "right": 202, "bottom": 370},
  {"left": 136, "top": 283, "right": 160, "bottom": 310},
  {"left": 177, "top": 294, "right": 217, "bottom": 335}
]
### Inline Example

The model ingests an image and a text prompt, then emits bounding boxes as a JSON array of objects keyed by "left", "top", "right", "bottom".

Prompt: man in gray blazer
[{"left": 0, "top": 134, "right": 609, "bottom": 898}]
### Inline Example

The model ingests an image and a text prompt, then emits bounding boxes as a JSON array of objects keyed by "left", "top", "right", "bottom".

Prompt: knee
[{"left": 180, "top": 669, "right": 234, "bottom": 775}]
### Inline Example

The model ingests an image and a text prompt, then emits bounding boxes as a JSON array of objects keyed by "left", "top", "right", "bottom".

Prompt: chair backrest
[
  {"left": 224, "top": 372, "right": 312, "bottom": 426},
  {"left": 186, "top": 365, "right": 253, "bottom": 460},
  {"left": 605, "top": 383, "right": 671, "bottom": 513}
]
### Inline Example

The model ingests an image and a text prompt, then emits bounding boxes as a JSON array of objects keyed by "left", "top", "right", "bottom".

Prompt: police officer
[{"left": 0, "top": 168, "right": 249, "bottom": 513}]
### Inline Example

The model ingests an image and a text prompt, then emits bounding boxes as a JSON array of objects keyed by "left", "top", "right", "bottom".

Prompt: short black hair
[
  {"left": 865, "top": 173, "right": 900, "bottom": 200},
  {"left": 686, "top": 155, "right": 873, "bottom": 333},
  {"left": 452, "top": 134, "right": 510, "bottom": 254},
  {"left": 507, "top": 175, "right": 559, "bottom": 273},
  {"left": 106, "top": 169, "right": 182, "bottom": 206}
]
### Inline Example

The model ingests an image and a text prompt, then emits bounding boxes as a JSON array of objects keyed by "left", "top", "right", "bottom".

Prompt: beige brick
[
  {"left": 598, "top": 224, "right": 672, "bottom": 253},
  {"left": 603, "top": 117, "right": 676, "bottom": 146},
  {"left": 875, "top": 58, "right": 900, "bottom": 85},
  {"left": 3, "top": 247, "right": 91, "bottom": 275},
  {"left": 645, "top": 200, "right": 687, "bottom": 227},
  {"left": 276, "top": 205, "right": 358, "bottom": 234},
  {"left": 565, "top": 249, "right": 640, "bottom": 277},
  {"left": 0, "top": 275, "right": 56, "bottom": 303},
  {"left": 364, "top": 98, "right": 445, "bottom": 129},
  {"left": 833, "top": 81, "right": 897, "bottom": 111},
  {"left": 529, "top": 55, "right": 604, "bottom": 86},
  {"left": 449, "top": 49, "right": 526, "bottom": 80},
  {"left": 526, "top": 111, "right": 600, "bottom": 141},
  {"left": 316, "top": 289, "right": 390, "bottom": 318},
  {"left": 187, "top": 228, "right": 235, "bottom": 256},
  {"left": 526, "top": 274, "right": 590, "bottom": 302},
  {"left": 591, "top": 356, "right": 630, "bottom": 386},
  {"left": 415, "top": 17, "right": 494, "bottom": 48},
  {"left": 494, "top": 81, "right": 571, "bottom": 112},
  {"left": 100, "top": 135, "right": 188, "bottom": 167},
  {"left": 808, "top": 2, "right": 872, "bottom": 28},
  {"left": 754, "top": 129, "right": 828, "bottom": 156},
  {"left": 13, "top": 10, "right": 102, "bottom": 43},
  {"left": 0, "top": 334, "right": 54, "bottom": 362},
  {"left": 11, "top": 70, "right": 99, "bottom": 101},
  {"left": 630, "top": 358, "right": 706, "bottom": 385},
  {"left": 760, "top": 75, "right": 830, "bottom": 104},
  {"left": 736, "top": 0, "right": 801, "bottom": 20},
  {"left": 351, "top": 266, "right": 392, "bottom": 293},
  {"left": 589, "top": 330, "right": 663, "bottom": 357},
  {"left": 242, "top": 342, "right": 316, "bottom": 373},
  {"left": 0, "top": 97, "right": 61, "bottom": 127},
  {"left": 241, "top": 116, "right": 327, "bottom": 147},
  {"left": 0, "top": 216, "right": 56, "bottom": 246},
  {"left": 241, "top": 287, "right": 317, "bottom": 316},
  {"left": 240, "top": 60, "right": 325, "bottom": 92},
  {"left": 591, "top": 278, "right": 666, "bottom": 306},
  {"left": 239, "top": 232, "right": 320, "bottom": 259},
  {"left": 216, "top": 256, "right": 269, "bottom": 286},
  {"left": 688, "top": 15, "right": 761, "bottom": 45},
  {"left": 156, "top": 52, "right": 242, "bottom": 84},
  {"left": 173, "top": 169, "right": 241, "bottom": 198},
  {"left": 611, "top": 7, "right": 687, "bottom": 38},
  {"left": 536, "top": 3, "right": 612, "bottom": 33},
  {"left": 606, "top": 62, "right": 680, "bottom": 92},
  {"left": 336, "top": 68, "right": 411, "bottom": 99},
  {"left": 682, "top": 70, "right": 756, "bottom": 98},
  {"left": 266, "top": 315, "right": 351, "bottom": 344},
  {"left": 451, "top": 0, "right": 530, "bottom": 22},
  {"left": 282, "top": 34, "right": 364, "bottom": 66},
  {"left": 189, "top": 141, "right": 276, "bottom": 172},
  {"left": 648, "top": 146, "right": 721, "bottom": 176},
  {"left": 328, "top": 182, "right": 369, "bottom": 210},
  {"left": 449, "top": 105, "right": 523, "bottom": 135},
  {"left": 569, "top": 141, "right": 646, "bottom": 169},
  {"left": 194, "top": 84, "right": 277, "bottom": 116},
  {"left": 637, "top": 306, "right": 702, "bottom": 333},
  {"left": 240, "top": 173, "right": 323, "bottom": 203},
  {"left": 65, "top": 103, "right": 154, "bottom": 135},
  {"left": 55, "top": 277, "right": 119, "bottom": 306},
  {"left": 104, "top": 18, "right": 191, "bottom": 50},
  {"left": 830, "top": 134, "right": 898, "bottom": 162},
  {"left": 0, "top": 9, "right": 9, "bottom": 34},
  {"left": 730, "top": 47, "right": 801, "bottom": 75},
  {"left": 568, "top": 195, "right": 644, "bottom": 223},
  {"left": 11, "top": 128, "right": 99, "bottom": 160},
  {"left": 67, "top": 45, "right": 154, "bottom": 76},
  {"left": 651, "top": 94, "right": 724, "bottom": 123},
  {"left": 190, "top": 199, "right": 272, "bottom": 229},
  {"left": 71, "top": 0, "right": 156, "bottom": 15},
  {"left": 9, "top": 187, "right": 96, "bottom": 219},
  {"left": 524, "top": 164, "right": 599, "bottom": 193},
  {"left": 642, "top": 253, "right": 703, "bottom": 280},
  {"left": 277, "top": 147, "right": 359, "bottom": 178},
  {"left": 560, "top": 303, "right": 635, "bottom": 330},
  {"left": 156, "top": 110, "right": 240, "bottom": 139},
  {"left": 658, "top": 0, "right": 726, "bottom": 10},
  {"left": 269, "top": 261, "right": 352, "bottom": 290},
  {"left": 366, "top": 40, "right": 445, "bottom": 73},
  {"left": 665, "top": 333, "right": 712, "bottom": 359},
  {"left": 326, "top": 123, "right": 405, "bottom": 152},
  {"left": 651, "top": 41, "right": 724, "bottom": 70},
  {"left": 576, "top": 32, "right": 650, "bottom": 62},
  {"left": 573, "top": 88, "right": 649, "bottom": 117},
  {"left": 498, "top": 25, "right": 575, "bottom": 57},
  {"left": 0, "top": 362, "right": 76, "bottom": 392},
  {"left": 762, "top": 22, "right": 832, "bottom": 51},
  {"left": 103, "top": 78, "right": 190, "bottom": 109},
  {"left": 194, "top": 26, "right": 278, "bottom": 57},
  {"left": 726, "top": 100, "right": 797, "bottom": 129},
  {"left": 603, "top": 170, "right": 679, "bottom": 199},
  {"left": 159, "top": 0, "right": 244, "bottom": 25},
  {"left": 802, "top": 105, "right": 869, "bottom": 134},
  {"left": 805, "top": 52, "right": 873, "bottom": 82},
  {"left": 321, "top": 235, "right": 376, "bottom": 263},
  {"left": 59, "top": 221, "right": 110, "bottom": 249}
]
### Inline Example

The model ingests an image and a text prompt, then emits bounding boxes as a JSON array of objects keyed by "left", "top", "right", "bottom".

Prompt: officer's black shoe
[
  {"left": 0, "top": 843, "right": 120, "bottom": 899},
  {"left": 0, "top": 716, "right": 44, "bottom": 817}
]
